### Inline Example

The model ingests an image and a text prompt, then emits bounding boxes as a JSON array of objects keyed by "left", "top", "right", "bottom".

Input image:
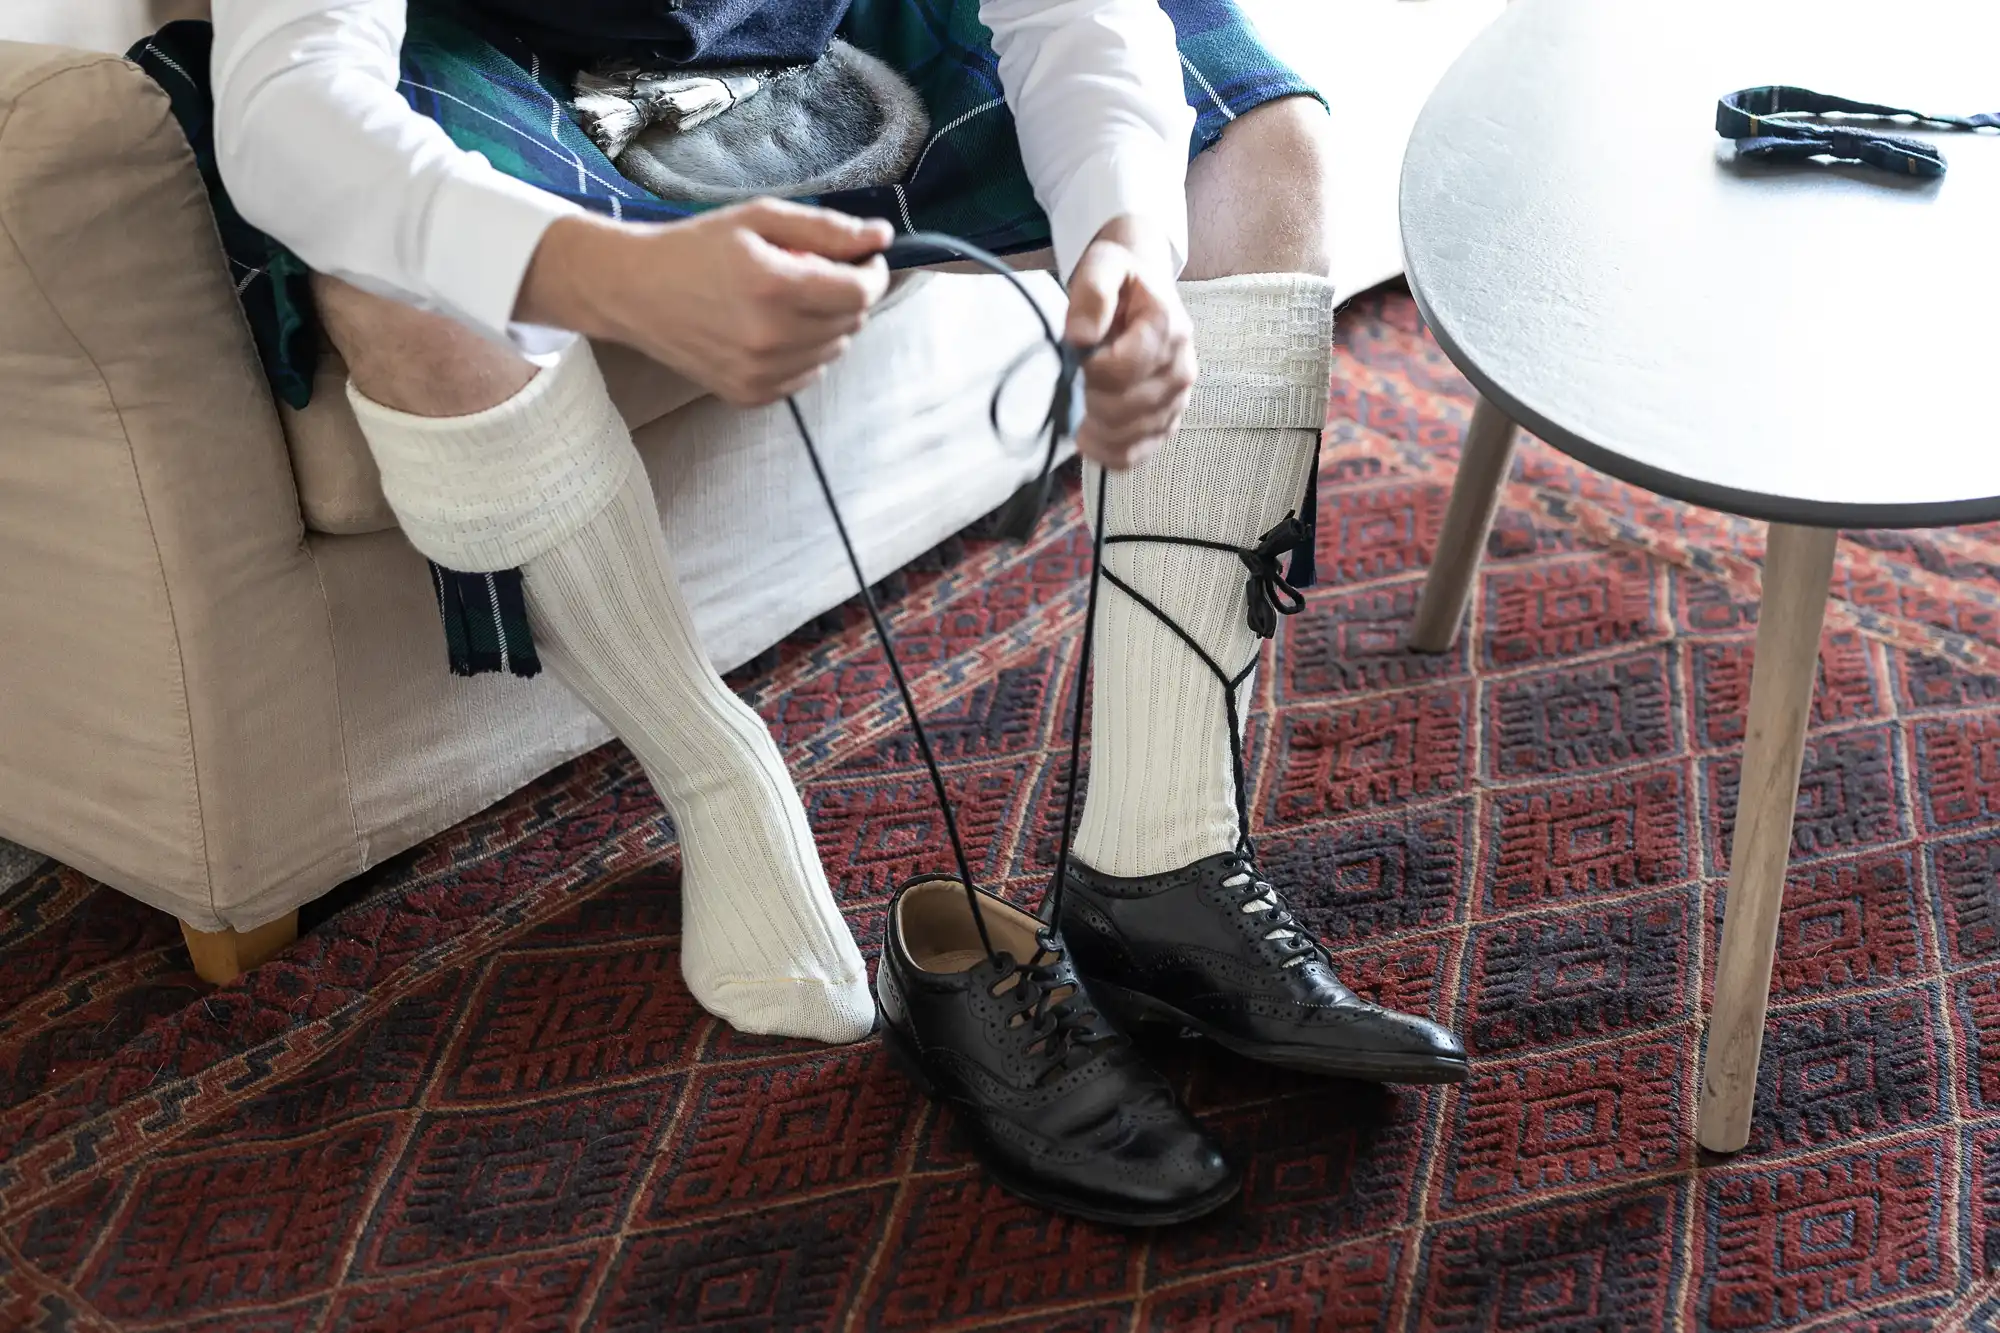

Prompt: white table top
[{"left": 1400, "top": 0, "right": 2000, "bottom": 527}]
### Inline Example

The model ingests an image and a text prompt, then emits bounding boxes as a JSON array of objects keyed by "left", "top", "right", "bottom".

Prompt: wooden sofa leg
[{"left": 181, "top": 911, "right": 299, "bottom": 984}]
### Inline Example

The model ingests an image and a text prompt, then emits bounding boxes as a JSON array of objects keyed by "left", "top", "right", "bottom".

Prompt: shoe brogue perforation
[
  {"left": 1066, "top": 899, "right": 1129, "bottom": 958},
  {"left": 1059, "top": 853, "right": 1469, "bottom": 1084},
  {"left": 1073, "top": 860, "right": 1201, "bottom": 899},
  {"left": 1150, "top": 944, "right": 1287, "bottom": 994},
  {"left": 879, "top": 877, "right": 1240, "bottom": 1224},
  {"left": 931, "top": 1046, "right": 1118, "bottom": 1116}
]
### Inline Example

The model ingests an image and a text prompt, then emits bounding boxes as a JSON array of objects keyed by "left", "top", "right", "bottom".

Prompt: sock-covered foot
[
  {"left": 350, "top": 345, "right": 872, "bottom": 1043},
  {"left": 526, "top": 481, "right": 873, "bottom": 1043}
]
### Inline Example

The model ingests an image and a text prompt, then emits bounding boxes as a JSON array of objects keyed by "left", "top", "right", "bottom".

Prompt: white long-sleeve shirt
[{"left": 210, "top": 0, "right": 1195, "bottom": 350}]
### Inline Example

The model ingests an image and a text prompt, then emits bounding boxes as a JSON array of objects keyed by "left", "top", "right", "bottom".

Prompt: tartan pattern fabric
[
  {"left": 1716, "top": 85, "right": 2000, "bottom": 179},
  {"left": 453, "top": 0, "right": 855, "bottom": 65},
  {"left": 131, "top": 1, "right": 1316, "bottom": 678},
  {"left": 433, "top": 566, "right": 542, "bottom": 677},
  {"left": 404, "top": 0, "right": 1320, "bottom": 257},
  {"left": 129, "top": 23, "right": 321, "bottom": 411}
]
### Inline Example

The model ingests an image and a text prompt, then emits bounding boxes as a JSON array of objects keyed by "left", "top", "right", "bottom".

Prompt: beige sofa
[{"left": 0, "top": 42, "right": 1064, "bottom": 978}]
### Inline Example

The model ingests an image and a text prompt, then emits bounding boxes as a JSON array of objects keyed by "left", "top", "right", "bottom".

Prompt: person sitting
[{"left": 177, "top": 0, "right": 1466, "bottom": 1223}]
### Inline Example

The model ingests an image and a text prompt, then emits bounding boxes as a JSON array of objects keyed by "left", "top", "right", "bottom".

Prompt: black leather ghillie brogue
[
  {"left": 877, "top": 875, "right": 1239, "bottom": 1226},
  {"left": 1059, "top": 852, "right": 1468, "bottom": 1084}
]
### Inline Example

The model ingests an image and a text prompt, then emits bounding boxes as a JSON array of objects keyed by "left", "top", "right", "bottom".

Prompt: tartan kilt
[{"left": 131, "top": 1, "right": 1318, "bottom": 677}]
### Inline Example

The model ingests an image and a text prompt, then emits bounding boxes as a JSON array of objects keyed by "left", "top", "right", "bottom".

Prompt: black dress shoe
[
  {"left": 1058, "top": 852, "right": 1469, "bottom": 1084},
  {"left": 877, "top": 875, "right": 1241, "bottom": 1226}
]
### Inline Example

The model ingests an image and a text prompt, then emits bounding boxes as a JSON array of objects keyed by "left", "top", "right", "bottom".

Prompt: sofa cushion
[
  {"left": 283, "top": 337, "right": 709, "bottom": 534},
  {"left": 283, "top": 271, "right": 933, "bottom": 535}
]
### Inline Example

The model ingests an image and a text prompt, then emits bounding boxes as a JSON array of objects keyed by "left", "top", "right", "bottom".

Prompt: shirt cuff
[
  {"left": 422, "top": 156, "right": 586, "bottom": 350},
  {"left": 1046, "top": 139, "right": 1192, "bottom": 283}
]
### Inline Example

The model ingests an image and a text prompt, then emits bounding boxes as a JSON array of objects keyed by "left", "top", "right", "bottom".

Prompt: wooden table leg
[
  {"left": 1409, "top": 394, "right": 1519, "bottom": 652},
  {"left": 181, "top": 911, "right": 299, "bottom": 985},
  {"left": 1697, "top": 522, "right": 1839, "bottom": 1154}
]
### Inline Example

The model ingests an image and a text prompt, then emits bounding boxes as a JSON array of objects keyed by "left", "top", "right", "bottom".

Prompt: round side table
[{"left": 1398, "top": 0, "right": 2000, "bottom": 1152}]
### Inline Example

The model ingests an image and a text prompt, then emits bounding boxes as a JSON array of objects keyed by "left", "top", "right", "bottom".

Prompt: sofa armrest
[{"left": 0, "top": 43, "right": 361, "bottom": 926}]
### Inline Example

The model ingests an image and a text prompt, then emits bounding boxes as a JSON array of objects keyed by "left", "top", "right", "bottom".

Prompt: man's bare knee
[
  {"left": 312, "top": 273, "right": 538, "bottom": 417},
  {"left": 1185, "top": 96, "right": 1333, "bottom": 281}
]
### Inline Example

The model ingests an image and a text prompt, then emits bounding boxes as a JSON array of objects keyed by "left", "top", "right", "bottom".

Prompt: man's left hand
[{"left": 1064, "top": 216, "right": 1196, "bottom": 471}]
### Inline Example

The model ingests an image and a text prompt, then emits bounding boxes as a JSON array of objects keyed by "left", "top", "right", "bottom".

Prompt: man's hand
[
  {"left": 1064, "top": 216, "right": 1196, "bottom": 471},
  {"left": 518, "top": 199, "right": 894, "bottom": 406}
]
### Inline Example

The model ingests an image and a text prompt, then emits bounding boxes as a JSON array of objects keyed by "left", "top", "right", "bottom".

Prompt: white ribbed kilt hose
[
  {"left": 1074, "top": 274, "right": 1334, "bottom": 877},
  {"left": 347, "top": 343, "right": 872, "bottom": 1044}
]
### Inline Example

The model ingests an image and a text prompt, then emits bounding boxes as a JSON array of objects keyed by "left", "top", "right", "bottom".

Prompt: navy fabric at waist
[{"left": 441, "top": 0, "right": 854, "bottom": 65}]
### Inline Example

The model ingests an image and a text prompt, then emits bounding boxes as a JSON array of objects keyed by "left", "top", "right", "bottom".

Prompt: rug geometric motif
[{"left": 7, "top": 290, "right": 2000, "bottom": 1329}]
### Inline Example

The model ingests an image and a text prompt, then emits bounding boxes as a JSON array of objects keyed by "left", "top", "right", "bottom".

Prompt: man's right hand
[{"left": 517, "top": 199, "right": 894, "bottom": 407}]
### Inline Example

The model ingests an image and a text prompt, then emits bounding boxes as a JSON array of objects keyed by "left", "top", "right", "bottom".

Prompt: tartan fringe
[{"left": 431, "top": 564, "right": 542, "bottom": 679}]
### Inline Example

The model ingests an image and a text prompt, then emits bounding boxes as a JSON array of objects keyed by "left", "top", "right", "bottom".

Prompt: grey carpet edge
[{"left": 0, "top": 839, "right": 47, "bottom": 893}]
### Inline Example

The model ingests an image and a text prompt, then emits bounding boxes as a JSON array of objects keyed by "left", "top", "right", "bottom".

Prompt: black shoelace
[
  {"left": 1097, "top": 514, "right": 1309, "bottom": 863},
  {"left": 788, "top": 232, "right": 1112, "bottom": 1067},
  {"left": 1096, "top": 520, "right": 1323, "bottom": 967},
  {"left": 1215, "top": 850, "right": 1329, "bottom": 971},
  {"left": 792, "top": 233, "right": 1324, "bottom": 1057},
  {"left": 992, "top": 939, "right": 1118, "bottom": 1075}
]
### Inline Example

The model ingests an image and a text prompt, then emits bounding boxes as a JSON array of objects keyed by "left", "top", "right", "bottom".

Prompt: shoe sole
[
  {"left": 1089, "top": 979, "right": 1471, "bottom": 1085},
  {"left": 878, "top": 1019, "right": 1243, "bottom": 1227}
]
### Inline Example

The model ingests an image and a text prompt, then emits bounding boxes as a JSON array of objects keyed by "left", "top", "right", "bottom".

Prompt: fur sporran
[{"left": 574, "top": 39, "right": 928, "bottom": 203}]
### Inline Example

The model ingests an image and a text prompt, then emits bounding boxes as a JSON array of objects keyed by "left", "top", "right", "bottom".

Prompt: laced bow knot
[{"left": 1239, "top": 514, "right": 1310, "bottom": 639}]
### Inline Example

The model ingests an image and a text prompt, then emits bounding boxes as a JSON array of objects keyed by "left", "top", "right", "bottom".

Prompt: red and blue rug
[{"left": 5, "top": 289, "right": 2000, "bottom": 1330}]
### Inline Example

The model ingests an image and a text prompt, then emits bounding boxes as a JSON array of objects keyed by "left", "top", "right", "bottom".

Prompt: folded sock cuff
[
  {"left": 346, "top": 342, "right": 638, "bottom": 573},
  {"left": 1179, "top": 274, "right": 1335, "bottom": 432}
]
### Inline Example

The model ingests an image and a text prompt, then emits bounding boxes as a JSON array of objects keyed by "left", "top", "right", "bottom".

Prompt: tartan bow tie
[{"left": 1717, "top": 85, "right": 2000, "bottom": 178}]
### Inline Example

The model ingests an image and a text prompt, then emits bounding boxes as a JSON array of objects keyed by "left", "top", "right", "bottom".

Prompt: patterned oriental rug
[{"left": 7, "top": 290, "right": 2000, "bottom": 1331}]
